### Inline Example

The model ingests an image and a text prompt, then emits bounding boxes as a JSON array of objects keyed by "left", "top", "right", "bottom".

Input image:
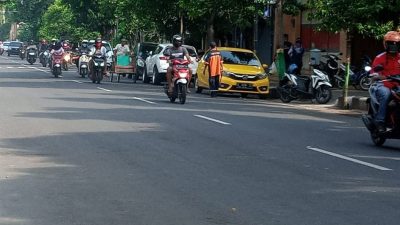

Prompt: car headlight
[
  {"left": 257, "top": 73, "right": 268, "bottom": 79},
  {"left": 137, "top": 59, "right": 145, "bottom": 67},
  {"left": 100, "top": 62, "right": 105, "bottom": 67},
  {"left": 222, "top": 71, "right": 235, "bottom": 78}
]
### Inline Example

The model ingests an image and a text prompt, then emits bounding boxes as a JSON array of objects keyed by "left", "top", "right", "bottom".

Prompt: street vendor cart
[{"left": 110, "top": 55, "right": 135, "bottom": 83}]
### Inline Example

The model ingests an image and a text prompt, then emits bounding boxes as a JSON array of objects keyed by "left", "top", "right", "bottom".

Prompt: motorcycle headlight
[
  {"left": 64, "top": 55, "right": 70, "bottom": 61},
  {"left": 94, "top": 62, "right": 99, "bottom": 66},
  {"left": 179, "top": 72, "right": 187, "bottom": 78},
  {"left": 364, "top": 66, "right": 372, "bottom": 72},
  {"left": 100, "top": 62, "right": 105, "bottom": 67},
  {"left": 29, "top": 52, "right": 35, "bottom": 55}
]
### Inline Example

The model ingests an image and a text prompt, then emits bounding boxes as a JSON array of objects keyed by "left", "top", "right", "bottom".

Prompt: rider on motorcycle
[
  {"left": 26, "top": 40, "right": 37, "bottom": 55},
  {"left": 89, "top": 38, "right": 107, "bottom": 76},
  {"left": 50, "top": 41, "right": 64, "bottom": 67},
  {"left": 76, "top": 39, "right": 90, "bottom": 68},
  {"left": 166, "top": 34, "right": 192, "bottom": 94},
  {"left": 371, "top": 31, "right": 400, "bottom": 133},
  {"left": 48, "top": 39, "right": 57, "bottom": 51}
]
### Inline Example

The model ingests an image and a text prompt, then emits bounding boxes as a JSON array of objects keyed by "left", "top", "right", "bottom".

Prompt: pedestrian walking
[
  {"left": 203, "top": 41, "right": 223, "bottom": 97},
  {"left": 288, "top": 37, "right": 305, "bottom": 74}
]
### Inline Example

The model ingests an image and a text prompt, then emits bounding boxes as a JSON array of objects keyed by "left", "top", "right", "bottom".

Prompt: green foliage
[{"left": 307, "top": 0, "right": 400, "bottom": 38}]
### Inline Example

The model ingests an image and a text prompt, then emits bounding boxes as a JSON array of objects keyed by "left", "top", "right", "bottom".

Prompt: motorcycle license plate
[{"left": 237, "top": 83, "right": 253, "bottom": 89}]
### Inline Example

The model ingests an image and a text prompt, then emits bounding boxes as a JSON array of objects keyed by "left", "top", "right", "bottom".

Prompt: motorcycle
[
  {"left": 62, "top": 52, "right": 71, "bottom": 71},
  {"left": 164, "top": 59, "right": 190, "bottom": 104},
  {"left": 51, "top": 51, "right": 63, "bottom": 78},
  {"left": 26, "top": 48, "right": 37, "bottom": 65},
  {"left": 334, "top": 55, "right": 372, "bottom": 90},
  {"left": 79, "top": 52, "right": 90, "bottom": 78},
  {"left": 39, "top": 50, "right": 50, "bottom": 67},
  {"left": 278, "top": 68, "right": 333, "bottom": 104},
  {"left": 19, "top": 48, "right": 25, "bottom": 60},
  {"left": 362, "top": 65, "right": 400, "bottom": 146},
  {"left": 90, "top": 54, "right": 105, "bottom": 84}
]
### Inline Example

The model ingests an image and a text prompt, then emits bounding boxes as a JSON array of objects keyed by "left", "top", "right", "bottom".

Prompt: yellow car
[{"left": 195, "top": 47, "right": 269, "bottom": 98}]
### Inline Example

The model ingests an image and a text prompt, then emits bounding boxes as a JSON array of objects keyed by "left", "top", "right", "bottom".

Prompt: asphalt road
[{"left": 0, "top": 55, "right": 399, "bottom": 225}]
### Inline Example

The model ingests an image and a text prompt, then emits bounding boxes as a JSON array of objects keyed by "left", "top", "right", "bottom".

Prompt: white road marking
[
  {"left": 194, "top": 114, "right": 231, "bottom": 125},
  {"left": 97, "top": 87, "right": 112, "bottom": 92},
  {"left": 72, "top": 80, "right": 83, "bottom": 84},
  {"left": 6, "top": 66, "right": 13, "bottom": 69},
  {"left": 132, "top": 97, "right": 156, "bottom": 104},
  {"left": 307, "top": 146, "right": 392, "bottom": 171}
]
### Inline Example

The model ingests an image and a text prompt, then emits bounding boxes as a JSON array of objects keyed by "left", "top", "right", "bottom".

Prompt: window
[{"left": 220, "top": 51, "right": 261, "bottom": 66}]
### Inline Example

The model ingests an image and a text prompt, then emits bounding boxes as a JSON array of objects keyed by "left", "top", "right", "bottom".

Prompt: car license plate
[{"left": 237, "top": 83, "right": 253, "bottom": 89}]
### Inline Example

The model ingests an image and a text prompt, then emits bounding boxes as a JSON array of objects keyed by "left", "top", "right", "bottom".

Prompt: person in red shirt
[
  {"left": 203, "top": 41, "right": 223, "bottom": 97},
  {"left": 371, "top": 31, "right": 400, "bottom": 132}
]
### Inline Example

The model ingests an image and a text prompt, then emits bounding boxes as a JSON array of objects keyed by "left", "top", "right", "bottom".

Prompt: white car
[
  {"left": 144, "top": 44, "right": 198, "bottom": 85},
  {"left": 2, "top": 41, "right": 10, "bottom": 52}
]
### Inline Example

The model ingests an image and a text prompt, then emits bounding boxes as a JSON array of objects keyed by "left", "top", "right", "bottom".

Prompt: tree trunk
[{"left": 206, "top": 13, "right": 215, "bottom": 47}]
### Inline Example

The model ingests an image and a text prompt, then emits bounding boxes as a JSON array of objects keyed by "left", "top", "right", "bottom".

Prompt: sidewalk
[{"left": 268, "top": 72, "right": 370, "bottom": 110}]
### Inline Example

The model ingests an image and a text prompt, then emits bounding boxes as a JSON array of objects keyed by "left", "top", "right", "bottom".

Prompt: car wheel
[
  {"left": 259, "top": 94, "right": 268, "bottom": 99},
  {"left": 195, "top": 76, "right": 203, "bottom": 93},
  {"left": 240, "top": 93, "right": 248, "bottom": 98},
  {"left": 153, "top": 66, "right": 161, "bottom": 85}
]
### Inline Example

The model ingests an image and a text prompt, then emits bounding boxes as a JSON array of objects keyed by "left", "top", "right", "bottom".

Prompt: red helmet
[{"left": 383, "top": 31, "right": 400, "bottom": 54}]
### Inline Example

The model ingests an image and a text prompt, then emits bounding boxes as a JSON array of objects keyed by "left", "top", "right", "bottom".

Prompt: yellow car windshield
[{"left": 220, "top": 51, "right": 261, "bottom": 67}]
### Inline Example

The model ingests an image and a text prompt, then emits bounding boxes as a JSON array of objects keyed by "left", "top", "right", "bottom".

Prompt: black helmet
[
  {"left": 172, "top": 34, "right": 183, "bottom": 47},
  {"left": 54, "top": 41, "right": 62, "bottom": 50}
]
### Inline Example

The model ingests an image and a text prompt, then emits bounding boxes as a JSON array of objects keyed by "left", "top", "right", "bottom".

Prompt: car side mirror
[{"left": 149, "top": 51, "right": 152, "bottom": 56}]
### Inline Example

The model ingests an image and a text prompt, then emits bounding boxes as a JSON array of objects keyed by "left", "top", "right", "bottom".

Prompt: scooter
[
  {"left": 39, "top": 50, "right": 49, "bottom": 67},
  {"left": 164, "top": 59, "right": 190, "bottom": 104},
  {"left": 278, "top": 65, "right": 333, "bottom": 104},
  {"left": 51, "top": 51, "right": 63, "bottom": 78},
  {"left": 334, "top": 55, "right": 372, "bottom": 90},
  {"left": 26, "top": 48, "right": 37, "bottom": 65},
  {"left": 362, "top": 65, "right": 400, "bottom": 146},
  {"left": 90, "top": 54, "right": 105, "bottom": 84},
  {"left": 19, "top": 48, "right": 25, "bottom": 60},
  {"left": 79, "top": 52, "right": 90, "bottom": 78},
  {"left": 63, "top": 52, "right": 71, "bottom": 71}
]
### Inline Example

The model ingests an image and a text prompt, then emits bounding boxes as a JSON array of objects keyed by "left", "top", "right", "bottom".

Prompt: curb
[{"left": 336, "top": 96, "right": 368, "bottom": 111}]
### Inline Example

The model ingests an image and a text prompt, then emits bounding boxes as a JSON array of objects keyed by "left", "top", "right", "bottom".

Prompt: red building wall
[{"left": 301, "top": 25, "right": 340, "bottom": 51}]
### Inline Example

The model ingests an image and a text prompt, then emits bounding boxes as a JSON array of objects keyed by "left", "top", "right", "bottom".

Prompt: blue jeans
[{"left": 375, "top": 83, "right": 391, "bottom": 122}]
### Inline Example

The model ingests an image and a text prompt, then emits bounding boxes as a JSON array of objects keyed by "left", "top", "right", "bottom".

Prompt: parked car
[
  {"left": 132, "top": 42, "right": 158, "bottom": 82},
  {"left": 145, "top": 44, "right": 198, "bottom": 85},
  {"left": 2, "top": 41, "right": 10, "bottom": 53},
  {"left": 8, "top": 41, "right": 23, "bottom": 57},
  {"left": 195, "top": 47, "right": 269, "bottom": 99}
]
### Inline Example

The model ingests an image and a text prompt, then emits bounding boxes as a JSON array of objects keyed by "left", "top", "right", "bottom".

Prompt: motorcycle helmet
[
  {"left": 54, "top": 41, "right": 62, "bottom": 50},
  {"left": 383, "top": 31, "right": 400, "bottom": 54},
  {"left": 172, "top": 34, "right": 183, "bottom": 48},
  {"left": 81, "top": 39, "right": 88, "bottom": 48},
  {"left": 288, "top": 63, "right": 300, "bottom": 75}
]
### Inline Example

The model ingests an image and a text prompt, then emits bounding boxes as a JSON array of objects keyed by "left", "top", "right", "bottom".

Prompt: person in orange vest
[{"left": 203, "top": 41, "right": 223, "bottom": 97}]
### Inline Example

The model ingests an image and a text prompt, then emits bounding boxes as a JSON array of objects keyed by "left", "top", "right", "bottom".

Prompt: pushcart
[{"left": 110, "top": 55, "right": 135, "bottom": 83}]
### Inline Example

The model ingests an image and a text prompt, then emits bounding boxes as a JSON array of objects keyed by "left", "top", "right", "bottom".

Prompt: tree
[
  {"left": 307, "top": 0, "right": 400, "bottom": 38},
  {"left": 39, "top": 0, "right": 99, "bottom": 42}
]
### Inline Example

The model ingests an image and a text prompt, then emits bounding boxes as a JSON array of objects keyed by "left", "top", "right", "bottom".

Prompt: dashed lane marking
[
  {"left": 194, "top": 114, "right": 231, "bottom": 125},
  {"left": 307, "top": 146, "right": 392, "bottom": 171}
]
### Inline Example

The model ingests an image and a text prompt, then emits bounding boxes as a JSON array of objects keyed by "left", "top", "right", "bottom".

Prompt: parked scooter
[
  {"left": 334, "top": 55, "right": 372, "bottom": 90},
  {"left": 51, "top": 51, "right": 63, "bottom": 78},
  {"left": 362, "top": 65, "right": 400, "bottom": 146},
  {"left": 26, "top": 48, "right": 37, "bottom": 65},
  {"left": 164, "top": 59, "right": 190, "bottom": 104},
  {"left": 90, "top": 54, "right": 105, "bottom": 84},
  {"left": 278, "top": 64, "right": 332, "bottom": 104},
  {"left": 78, "top": 52, "right": 90, "bottom": 78}
]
